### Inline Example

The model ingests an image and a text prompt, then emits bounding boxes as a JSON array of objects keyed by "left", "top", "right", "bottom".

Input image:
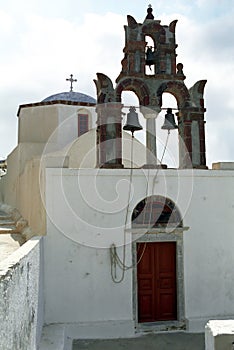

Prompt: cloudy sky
[{"left": 0, "top": 0, "right": 233, "bottom": 167}]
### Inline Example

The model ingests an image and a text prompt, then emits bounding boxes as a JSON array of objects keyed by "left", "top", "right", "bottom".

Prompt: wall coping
[
  {"left": 206, "top": 320, "right": 234, "bottom": 336},
  {"left": 0, "top": 236, "right": 42, "bottom": 278},
  {"left": 17, "top": 100, "right": 96, "bottom": 116},
  {"left": 45, "top": 167, "right": 234, "bottom": 178}
]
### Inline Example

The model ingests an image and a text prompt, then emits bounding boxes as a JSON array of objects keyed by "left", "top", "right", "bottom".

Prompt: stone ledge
[
  {"left": 39, "top": 325, "right": 68, "bottom": 350},
  {"left": 128, "top": 226, "right": 189, "bottom": 235},
  {"left": 212, "top": 162, "right": 234, "bottom": 170}
]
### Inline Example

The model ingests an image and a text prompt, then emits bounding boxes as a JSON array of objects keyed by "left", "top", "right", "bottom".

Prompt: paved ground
[{"left": 73, "top": 332, "right": 205, "bottom": 350}]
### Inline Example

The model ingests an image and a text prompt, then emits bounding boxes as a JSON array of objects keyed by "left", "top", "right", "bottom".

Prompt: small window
[
  {"left": 78, "top": 114, "right": 89, "bottom": 136},
  {"left": 132, "top": 195, "right": 182, "bottom": 228}
]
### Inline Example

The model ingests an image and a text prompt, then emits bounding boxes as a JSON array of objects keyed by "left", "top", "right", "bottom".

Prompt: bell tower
[
  {"left": 94, "top": 5, "right": 207, "bottom": 169},
  {"left": 116, "top": 4, "right": 180, "bottom": 80}
]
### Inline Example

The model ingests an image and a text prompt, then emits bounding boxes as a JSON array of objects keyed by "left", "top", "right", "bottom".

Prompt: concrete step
[
  {"left": 0, "top": 220, "right": 15, "bottom": 226},
  {"left": 0, "top": 205, "right": 30, "bottom": 240},
  {"left": 0, "top": 226, "right": 19, "bottom": 234},
  {"left": 73, "top": 333, "right": 205, "bottom": 350},
  {"left": 39, "top": 325, "right": 69, "bottom": 350},
  {"left": 0, "top": 209, "right": 11, "bottom": 216},
  {"left": 0, "top": 209, "right": 26, "bottom": 235},
  {"left": 0, "top": 215, "right": 12, "bottom": 221}
]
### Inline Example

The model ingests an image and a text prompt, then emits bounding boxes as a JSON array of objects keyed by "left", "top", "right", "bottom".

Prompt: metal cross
[{"left": 66, "top": 74, "right": 77, "bottom": 92}]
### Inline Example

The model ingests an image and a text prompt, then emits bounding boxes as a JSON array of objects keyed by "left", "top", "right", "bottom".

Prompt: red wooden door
[{"left": 137, "top": 242, "right": 177, "bottom": 322}]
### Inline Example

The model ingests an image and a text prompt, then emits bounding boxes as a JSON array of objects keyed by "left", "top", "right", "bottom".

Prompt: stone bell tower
[{"left": 94, "top": 5, "right": 207, "bottom": 169}]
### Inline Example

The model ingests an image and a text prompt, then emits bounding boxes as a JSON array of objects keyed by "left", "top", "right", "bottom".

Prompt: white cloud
[{"left": 0, "top": 10, "right": 14, "bottom": 32}]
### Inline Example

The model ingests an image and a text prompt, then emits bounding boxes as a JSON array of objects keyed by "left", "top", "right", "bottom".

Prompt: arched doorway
[{"left": 132, "top": 196, "right": 185, "bottom": 328}]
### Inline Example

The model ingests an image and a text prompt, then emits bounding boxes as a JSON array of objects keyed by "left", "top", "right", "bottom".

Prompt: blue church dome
[{"left": 42, "top": 91, "right": 96, "bottom": 104}]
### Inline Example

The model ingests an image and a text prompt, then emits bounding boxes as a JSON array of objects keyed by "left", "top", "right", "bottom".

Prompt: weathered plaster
[{"left": 0, "top": 237, "right": 43, "bottom": 350}]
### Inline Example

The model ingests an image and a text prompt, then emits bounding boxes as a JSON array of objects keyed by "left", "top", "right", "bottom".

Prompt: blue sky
[{"left": 0, "top": 0, "right": 234, "bottom": 167}]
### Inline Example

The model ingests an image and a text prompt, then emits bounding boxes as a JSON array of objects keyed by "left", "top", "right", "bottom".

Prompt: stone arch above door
[{"left": 131, "top": 195, "right": 183, "bottom": 229}]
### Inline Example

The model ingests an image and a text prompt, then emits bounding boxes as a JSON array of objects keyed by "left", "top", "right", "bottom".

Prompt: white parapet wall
[
  {"left": 0, "top": 237, "right": 43, "bottom": 350},
  {"left": 205, "top": 320, "right": 234, "bottom": 350}
]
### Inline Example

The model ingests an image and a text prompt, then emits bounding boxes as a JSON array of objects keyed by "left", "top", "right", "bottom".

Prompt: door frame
[{"left": 132, "top": 228, "right": 186, "bottom": 332}]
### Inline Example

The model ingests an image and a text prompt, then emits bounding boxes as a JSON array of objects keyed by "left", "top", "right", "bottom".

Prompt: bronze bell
[
  {"left": 123, "top": 107, "right": 143, "bottom": 135},
  {"left": 145, "top": 46, "right": 155, "bottom": 66},
  {"left": 161, "top": 108, "right": 178, "bottom": 130}
]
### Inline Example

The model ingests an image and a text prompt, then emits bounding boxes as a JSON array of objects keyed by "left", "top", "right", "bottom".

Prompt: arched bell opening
[
  {"left": 145, "top": 35, "right": 155, "bottom": 76},
  {"left": 157, "top": 92, "right": 179, "bottom": 168},
  {"left": 120, "top": 91, "right": 145, "bottom": 168},
  {"left": 115, "top": 78, "right": 150, "bottom": 106},
  {"left": 122, "top": 91, "right": 145, "bottom": 144},
  {"left": 131, "top": 195, "right": 183, "bottom": 229},
  {"left": 116, "top": 80, "right": 152, "bottom": 167}
]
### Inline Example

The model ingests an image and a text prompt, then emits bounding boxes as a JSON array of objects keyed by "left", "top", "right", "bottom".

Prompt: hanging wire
[
  {"left": 110, "top": 242, "right": 147, "bottom": 283},
  {"left": 152, "top": 130, "right": 170, "bottom": 193},
  {"left": 145, "top": 130, "right": 170, "bottom": 231},
  {"left": 110, "top": 129, "right": 171, "bottom": 283},
  {"left": 110, "top": 133, "right": 134, "bottom": 283}
]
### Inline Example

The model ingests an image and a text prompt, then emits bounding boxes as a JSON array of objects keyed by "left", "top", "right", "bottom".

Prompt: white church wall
[
  {"left": 18, "top": 104, "right": 97, "bottom": 155},
  {"left": 43, "top": 224, "right": 133, "bottom": 327},
  {"left": 57, "top": 105, "right": 96, "bottom": 144},
  {"left": 1, "top": 147, "right": 46, "bottom": 236},
  {"left": 18, "top": 157, "right": 46, "bottom": 235},
  {"left": 44, "top": 168, "right": 135, "bottom": 336},
  {"left": 2, "top": 146, "right": 21, "bottom": 208},
  {"left": 68, "top": 129, "right": 97, "bottom": 168},
  {"left": 56, "top": 105, "right": 87, "bottom": 149},
  {"left": 0, "top": 237, "right": 43, "bottom": 350},
  {"left": 44, "top": 168, "right": 234, "bottom": 335},
  {"left": 2, "top": 143, "right": 44, "bottom": 216},
  {"left": 68, "top": 129, "right": 146, "bottom": 169},
  {"left": 18, "top": 105, "right": 59, "bottom": 144},
  {"left": 183, "top": 171, "right": 234, "bottom": 331}
]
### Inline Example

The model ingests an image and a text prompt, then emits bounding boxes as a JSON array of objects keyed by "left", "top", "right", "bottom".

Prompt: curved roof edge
[{"left": 42, "top": 91, "right": 96, "bottom": 104}]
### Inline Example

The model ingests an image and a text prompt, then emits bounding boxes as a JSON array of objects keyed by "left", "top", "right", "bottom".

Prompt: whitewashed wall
[
  {"left": 44, "top": 168, "right": 234, "bottom": 335},
  {"left": 183, "top": 171, "right": 234, "bottom": 331},
  {"left": 44, "top": 218, "right": 134, "bottom": 338},
  {"left": 0, "top": 237, "right": 43, "bottom": 350},
  {"left": 57, "top": 105, "right": 96, "bottom": 150}
]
